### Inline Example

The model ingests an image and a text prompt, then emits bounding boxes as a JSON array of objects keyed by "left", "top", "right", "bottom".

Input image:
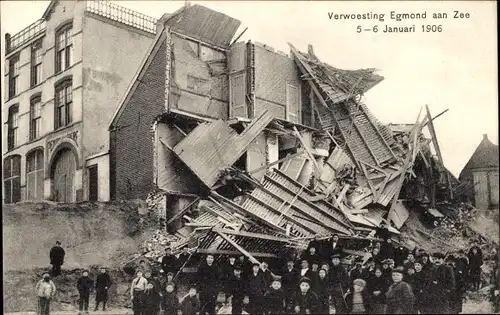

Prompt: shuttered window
[{"left": 230, "top": 73, "right": 246, "bottom": 117}]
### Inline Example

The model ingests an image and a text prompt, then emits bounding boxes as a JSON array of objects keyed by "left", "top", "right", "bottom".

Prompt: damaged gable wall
[
  {"left": 254, "top": 45, "right": 301, "bottom": 122},
  {"left": 168, "top": 34, "right": 229, "bottom": 119},
  {"left": 110, "top": 40, "right": 167, "bottom": 200}
]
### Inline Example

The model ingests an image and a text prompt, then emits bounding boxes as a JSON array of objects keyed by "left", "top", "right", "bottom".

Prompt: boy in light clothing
[{"left": 35, "top": 272, "right": 57, "bottom": 315}]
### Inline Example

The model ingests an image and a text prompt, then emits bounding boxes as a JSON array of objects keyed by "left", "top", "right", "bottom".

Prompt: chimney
[
  {"left": 483, "top": 134, "right": 488, "bottom": 140},
  {"left": 5, "top": 33, "right": 11, "bottom": 54}
]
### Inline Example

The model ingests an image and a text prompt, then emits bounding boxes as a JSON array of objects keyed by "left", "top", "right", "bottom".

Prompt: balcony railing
[
  {"left": 7, "top": 19, "right": 46, "bottom": 54},
  {"left": 86, "top": 0, "right": 158, "bottom": 35}
]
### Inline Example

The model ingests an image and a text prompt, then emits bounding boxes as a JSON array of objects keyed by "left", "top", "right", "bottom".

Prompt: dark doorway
[{"left": 88, "top": 165, "right": 98, "bottom": 201}]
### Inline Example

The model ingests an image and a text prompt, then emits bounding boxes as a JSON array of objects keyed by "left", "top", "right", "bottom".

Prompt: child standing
[
  {"left": 289, "top": 277, "right": 319, "bottom": 314},
  {"left": 264, "top": 278, "right": 285, "bottom": 314},
  {"left": 162, "top": 283, "right": 179, "bottom": 315},
  {"left": 180, "top": 287, "right": 201, "bottom": 315},
  {"left": 77, "top": 270, "right": 93, "bottom": 315},
  {"left": 345, "top": 278, "right": 370, "bottom": 314}
]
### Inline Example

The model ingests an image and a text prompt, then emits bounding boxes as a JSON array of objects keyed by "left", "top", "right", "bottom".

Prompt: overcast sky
[{"left": 1, "top": 1, "right": 497, "bottom": 177}]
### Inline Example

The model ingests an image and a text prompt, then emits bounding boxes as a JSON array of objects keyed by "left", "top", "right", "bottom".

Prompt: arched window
[
  {"left": 3, "top": 155, "right": 21, "bottom": 204},
  {"left": 54, "top": 79, "right": 72, "bottom": 129},
  {"left": 55, "top": 23, "right": 73, "bottom": 73},
  {"left": 7, "top": 105, "right": 19, "bottom": 150},
  {"left": 26, "top": 149, "right": 44, "bottom": 201}
]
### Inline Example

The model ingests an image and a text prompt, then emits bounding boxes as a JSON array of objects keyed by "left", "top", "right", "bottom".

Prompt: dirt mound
[{"left": 3, "top": 201, "right": 157, "bottom": 272}]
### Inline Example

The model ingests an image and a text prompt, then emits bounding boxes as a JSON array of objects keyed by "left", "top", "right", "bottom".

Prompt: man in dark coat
[
  {"left": 349, "top": 258, "right": 364, "bottom": 289},
  {"left": 49, "top": 241, "right": 65, "bottom": 277},
  {"left": 282, "top": 258, "right": 300, "bottom": 307},
  {"left": 312, "top": 268, "right": 330, "bottom": 314},
  {"left": 385, "top": 267, "right": 415, "bottom": 314},
  {"left": 178, "top": 246, "right": 190, "bottom": 266},
  {"left": 412, "top": 260, "right": 429, "bottom": 314},
  {"left": 247, "top": 263, "right": 267, "bottom": 314},
  {"left": 197, "top": 254, "right": 219, "bottom": 315},
  {"left": 94, "top": 267, "right": 112, "bottom": 311},
  {"left": 77, "top": 270, "right": 93, "bottom": 315},
  {"left": 329, "top": 254, "right": 350, "bottom": 314},
  {"left": 161, "top": 248, "right": 180, "bottom": 276},
  {"left": 447, "top": 255, "right": 466, "bottom": 314},
  {"left": 394, "top": 245, "right": 409, "bottom": 267},
  {"left": 298, "top": 259, "right": 314, "bottom": 280},
  {"left": 426, "top": 252, "right": 456, "bottom": 314},
  {"left": 380, "top": 238, "right": 395, "bottom": 261},
  {"left": 289, "top": 277, "right": 319, "bottom": 314},
  {"left": 303, "top": 246, "right": 321, "bottom": 268},
  {"left": 261, "top": 261, "right": 273, "bottom": 289},
  {"left": 222, "top": 256, "right": 237, "bottom": 302},
  {"left": 327, "top": 234, "right": 344, "bottom": 259},
  {"left": 307, "top": 235, "right": 324, "bottom": 259},
  {"left": 264, "top": 278, "right": 285, "bottom": 314},
  {"left": 237, "top": 255, "right": 253, "bottom": 280},
  {"left": 468, "top": 243, "right": 483, "bottom": 291},
  {"left": 227, "top": 266, "right": 247, "bottom": 315}
]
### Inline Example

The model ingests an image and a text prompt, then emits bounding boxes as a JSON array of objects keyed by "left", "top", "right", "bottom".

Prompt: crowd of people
[{"left": 36, "top": 236, "right": 498, "bottom": 315}]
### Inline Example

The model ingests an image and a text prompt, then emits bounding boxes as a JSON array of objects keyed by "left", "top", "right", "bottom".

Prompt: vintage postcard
[{"left": 1, "top": 1, "right": 498, "bottom": 314}]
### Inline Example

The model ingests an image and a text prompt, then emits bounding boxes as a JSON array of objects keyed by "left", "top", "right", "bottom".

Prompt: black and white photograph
[{"left": 1, "top": 1, "right": 498, "bottom": 314}]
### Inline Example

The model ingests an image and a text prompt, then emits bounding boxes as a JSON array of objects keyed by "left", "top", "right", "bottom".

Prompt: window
[
  {"left": 26, "top": 149, "right": 44, "bottom": 201},
  {"left": 31, "top": 41, "right": 43, "bottom": 86},
  {"left": 55, "top": 25, "right": 73, "bottom": 73},
  {"left": 286, "top": 84, "right": 300, "bottom": 123},
  {"left": 8, "top": 55, "right": 20, "bottom": 99},
  {"left": 3, "top": 155, "right": 21, "bottom": 204},
  {"left": 7, "top": 105, "right": 19, "bottom": 150},
  {"left": 54, "top": 80, "right": 72, "bottom": 129},
  {"left": 30, "top": 97, "right": 42, "bottom": 140}
]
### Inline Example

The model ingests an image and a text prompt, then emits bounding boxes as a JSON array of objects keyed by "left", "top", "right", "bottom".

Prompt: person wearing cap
[
  {"left": 312, "top": 268, "right": 330, "bottom": 314},
  {"left": 223, "top": 256, "right": 237, "bottom": 302},
  {"left": 178, "top": 246, "right": 190, "bottom": 266},
  {"left": 161, "top": 248, "right": 180, "bottom": 276},
  {"left": 349, "top": 259, "right": 364, "bottom": 289},
  {"left": 162, "top": 282, "right": 179, "bottom": 315},
  {"left": 227, "top": 266, "right": 247, "bottom": 314},
  {"left": 288, "top": 277, "right": 319, "bottom": 314},
  {"left": 345, "top": 278, "right": 370, "bottom": 314},
  {"left": 180, "top": 287, "right": 201, "bottom": 315},
  {"left": 261, "top": 261, "right": 273, "bottom": 288},
  {"left": 329, "top": 254, "right": 350, "bottom": 314},
  {"left": 367, "top": 266, "right": 388, "bottom": 314},
  {"left": 468, "top": 242, "right": 483, "bottom": 291},
  {"left": 144, "top": 282, "right": 161, "bottom": 315},
  {"left": 77, "top": 270, "right": 94, "bottom": 315},
  {"left": 446, "top": 255, "right": 465, "bottom": 314},
  {"left": 95, "top": 266, "right": 112, "bottom": 311},
  {"left": 196, "top": 254, "right": 219, "bottom": 315},
  {"left": 426, "top": 252, "right": 455, "bottom": 314},
  {"left": 282, "top": 258, "right": 300, "bottom": 308},
  {"left": 412, "top": 260, "right": 429, "bottom": 314},
  {"left": 35, "top": 272, "right": 56, "bottom": 315},
  {"left": 131, "top": 270, "right": 148, "bottom": 315},
  {"left": 385, "top": 266, "right": 415, "bottom": 314},
  {"left": 247, "top": 262, "right": 267, "bottom": 314},
  {"left": 264, "top": 278, "right": 285, "bottom": 314},
  {"left": 49, "top": 241, "right": 65, "bottom": 277}
]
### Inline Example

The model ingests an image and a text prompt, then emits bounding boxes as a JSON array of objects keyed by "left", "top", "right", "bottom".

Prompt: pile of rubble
[{"left": 140, "top": 44, "right": 464, "bottom": 270}]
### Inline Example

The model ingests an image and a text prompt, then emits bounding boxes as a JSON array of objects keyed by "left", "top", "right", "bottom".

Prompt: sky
[{"left": 1, "top": 1, "right": 497, "bottom": 177}]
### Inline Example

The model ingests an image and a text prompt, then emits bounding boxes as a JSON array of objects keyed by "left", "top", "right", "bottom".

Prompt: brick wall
[{"left": 110, "top": 40, "right": 167, "bottom": 200}]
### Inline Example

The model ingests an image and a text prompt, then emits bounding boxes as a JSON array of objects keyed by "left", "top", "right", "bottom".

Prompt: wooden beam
[
  {"left": 196, "top": 248, "right": 277, "bottom": 259},
  {"left": 167, "top": 197, "right": 200, "bottom": 224},
  {"left": 350, "top": 209, "right": 368, "bottom": 214},
  {"left": 336, "top": 184, "right": 350, "bottom": 205},
  {"left": 212, "top": 227, "right": 291, "bottom": 243},
  {"left": 425, "top": 105, "right": 453, "bottom": 199},
  {"left": 215, "top": 231, "right": 261, "bottom": 264},
  {"left": 292, "top": 127, "right": 321, "bottom": 177},
  {"left": 421, "top": 108, "right": 449, "bottom": 128}
]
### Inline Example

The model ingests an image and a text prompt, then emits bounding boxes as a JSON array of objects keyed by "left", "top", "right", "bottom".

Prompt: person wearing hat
[
  {"left": 247, "top": 262, "right": 267, "bottom": 314},
  {"left": 223, "top": 256, "right": 237, "bottom": 302},
  {"left": 94, "top": 266, "right": 112, "bottom": 311},
  {"left": 49, "top": 241, "right": 65, "bottom": 277},
  {"left": 35, "top": 272, "right": 56, "bottom": 315},
  {"left": 227, "top": 265, "right": 247, "bottom": 314},
  {"left": 76, "top": 270, "right": 94, "bottom": 315},
  {"left": 161, "top": 248, "right": 180, "bottom": 276},
  {"left": 282, "top": 257, "right": 300, "bottom": 308},
  {"left": 329, "top": 254, "right": 350, "bottom": 314},
  {"left": 288, "top": 277, "right": 319, "bottom": 314},
  {"left": 196, "top": 254, "right": 219, "bottom": 315},
  {"left": 312, "top": 268, "right": 330, "bottom": 314},
  {"left": 385, "top": 266, "right": 415, "bottom": 314},
  {"left": 367, "top": 266, "right": 389, "bottom": 314},
  {"left": 426, "top": 252, "right": 455, "bottom": 314},
  {"left": 264, "top": 277, "right": 285, "bottom": 314},
  {"left": 468, "top": 242, "right": 483, "bottom": 291}
]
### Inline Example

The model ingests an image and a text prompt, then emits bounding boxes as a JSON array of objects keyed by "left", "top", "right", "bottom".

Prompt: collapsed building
[{"left": 109, "top": 4, "right": 461, "bottom": 269}]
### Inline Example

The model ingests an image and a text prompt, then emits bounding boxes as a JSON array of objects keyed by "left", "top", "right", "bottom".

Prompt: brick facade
[{"left": 110, "top": 40, "right": 167, "bottom": 200}]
